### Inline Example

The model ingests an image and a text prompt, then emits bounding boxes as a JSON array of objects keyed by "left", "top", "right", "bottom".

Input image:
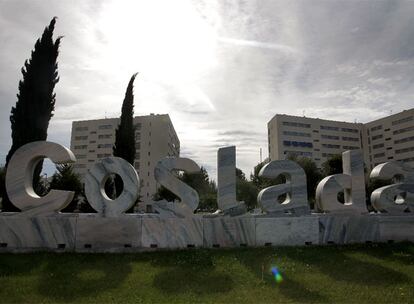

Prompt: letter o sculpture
[{"left": 85, "top": 157, "right": 139, "bottom": 217}]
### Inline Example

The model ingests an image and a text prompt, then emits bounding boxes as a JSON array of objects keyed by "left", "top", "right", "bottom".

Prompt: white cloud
[{"left": 1, "top": 0, "right": 414, "bottom": 179}]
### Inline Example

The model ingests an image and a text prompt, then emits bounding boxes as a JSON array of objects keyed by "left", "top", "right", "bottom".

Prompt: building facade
[
  {"left": 363, "top": 109, "right": 414, "bottom": 169},
  {"left": 268, "top": 108, "right": 414, "bottom": 170},
  {"left": 70, "top": 114, "right": 180, "bottom": 202}
]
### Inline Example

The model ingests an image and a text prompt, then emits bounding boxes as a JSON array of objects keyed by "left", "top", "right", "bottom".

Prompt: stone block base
[{"left": 0, "top": 214, "right": 414, "bottom": 252}]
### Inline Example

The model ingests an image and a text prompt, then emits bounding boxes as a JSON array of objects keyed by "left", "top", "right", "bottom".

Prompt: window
[
  {"left": 321, "top": 134, "right": 339, "bottom": 140},
  {"left": 394, "top": 136, "right": 414, "bottom": 145},
  {"left": 135, "top": 132, "right": 141, "bottom": 140},
  {"left": 76, "top": 154, "right": 86, "bottom": 159},
  {"left": 135, "top": 142, "right": 141, "bottom": 149},
  {"left": 343, "top": 146, "right": 359, "bottom": 150},
  {"left": 372, "top": 134, "right": 383, "bottom": 140},
  {"left": 320, "top": 125, "right": 339, "bottom": 131},
  {"left": 75, "top": 126, "right": 88, "bottom": 131},
  {"left": 393, "top": 125, "right": 414, "bottom": 135},
  {"left": 392, "top": 116, "right": 413, "bottom": 126},
  {"left": 341, "top": 127, "right": 359, "bottom": 133},
  {"left": 98, "top": 134, "right": 112, "bottom": 139},
  {"left": 135, "top": 123, "right": 142, "bottom": 130},
  {"left": 90, "top": 131, "right": 97, "bottom": 134},
  {"left": 98, "top": 124, "right": 112, "bottom": 130},
  {"left": 74, "top": 164, "right": 86, "bottom": 168},
  {"left": 134, "top": 162, "right": 140, "bottom": 170},
  {"left": 371, "top": 125, "right": 382, "bottom": 132},
  {"left": 322, "top": 153, "right": 336, "bottom": 157},
  {"left": 284, "top": 151, "right": 313, "bottom": 157},
  {"left": 322, "top": 144, "right": 340, "bottom": 149},
  {"left": 398, "top": 156, "right": 414, "bottom": 162},
  {"left": 89, "top": 140, "right": 96, "bottom": 144},
  {"left": 386, "top": 147, "right": 392, "bottom": 150},
  {"left": 373, "top": 143, "right": 384, "bottom": 149},
  {"left": 97, "top": 153, "right": 111, "bottom": 158},
  {"left": 396, "top": 146, "right": 414, "bottom": 154},
  {"left": 136, "top": 152, "right": 140, "bottom": 159},
  {"left": 283, "top": 140, "right": 313, "bottom": 148},
  {"left": 97, "top": 144, "right": 112, "bottom": 148},
  {"left": 342, "top": 136, "right": 359, "bottom": 142},
  {"left": 75, "top": 135, "right": 88, "bottom": 140},
  {"left": 283, "top": 131, "right": 311, "bottom": 137},
  {"left": 374, "top": 153, "right": 385, "bottom": 158},
  {"left": 282, "top": 121, "right": 311, "bottom": 128},
  {"left": 74, "top": 145, "right": 87, "bottom": 150}
]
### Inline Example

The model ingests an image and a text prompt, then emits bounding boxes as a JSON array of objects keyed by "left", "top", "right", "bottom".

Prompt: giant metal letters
[
  {"left": 5, "top": 141, "right": 76, "bottom": 216},
  {"left": 315, "top": 150, "right": 366, "bottom": 213},
  {"left": 84, "top": 157, "right": 140, "bottom": 217},
  {"left": 370, "top": 161, "right": 414, "bottom": 214},
  {"left": 152, "top": 157, "right": 200, "bottom": 216},
  {"left": 2, "top": 141, "right": 414, "bottom": 251},
  {"left": 257, "top": 160, "right": 310, "bottom": 214},
  {"left": 217, "top": 146, "right": 246, "bottom": 215}
]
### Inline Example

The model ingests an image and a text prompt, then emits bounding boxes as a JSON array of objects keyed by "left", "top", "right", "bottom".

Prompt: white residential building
[
  {"left": 70, "top": 114, "right": 180, "bottom": 202},
  {"left": 268, "top": 108, "right": 414, "bottom": 169}
]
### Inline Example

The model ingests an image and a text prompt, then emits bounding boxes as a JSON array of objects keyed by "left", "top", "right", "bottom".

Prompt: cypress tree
[
  {"left": 110, "top": 73, "right": 138, "bottom": 207},
  {"left": 3, "top": 18, "right": 61, "bottom": 211},
  {"left": 113, "top": 73, "right": 138, "bottom": 164}
]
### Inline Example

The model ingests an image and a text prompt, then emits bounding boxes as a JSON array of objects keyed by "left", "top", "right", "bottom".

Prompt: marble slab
[
  {"left": 203, "top": 217, "right": 255, "bottom": 247},
  {"left": 0, "top": 215, "right": 77, "bottom": 251},
  {"left": 255, "top": 216, "right": 319, "bottom": 246},
  {"left": 141, "top": 217, "right": 203, "bottom": 248},
  {"left": 318, "top": 215, "right": 380, "bottom": 244},
  {"left": 377, "top": 215, "right": 414, "bottom": 242},
  {"left": 75, "top": 214, "right": 142, "bottom": 252}
]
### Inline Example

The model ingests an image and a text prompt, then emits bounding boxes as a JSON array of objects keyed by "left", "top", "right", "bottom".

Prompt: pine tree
[
  {"left": 49, "top": 164, "right": 83, "bottom": 212},
  {"left": 113, "top": 73, "right": 138, "bottom": 164},
  {"left": 3, "top": 18, "right": 61, "bottom": 212}
]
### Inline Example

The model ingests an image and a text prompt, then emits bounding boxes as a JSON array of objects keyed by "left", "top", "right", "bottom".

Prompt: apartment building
[
  {"left": 363, "top": 108, "right": 414, "bottom": 169},
  {"left": 268, "top": 109, "right": 414, "bottom": 170},
  {"left": 70, "top": 114, "right": 180, "bottom": 202},
  {"left": 268, "top": 114, "right": 363, "bottom": 169}
]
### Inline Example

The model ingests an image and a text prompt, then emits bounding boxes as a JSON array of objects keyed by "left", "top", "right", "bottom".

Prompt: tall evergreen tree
[
  {"left": 113, "top": 73, "right": 138, "bottom": 164},
  {"left": 111, "top": 73, "right": 137, "bottom": 209},
  {"left": 3, "top": 18, "right": 61, "bottom": 211}
]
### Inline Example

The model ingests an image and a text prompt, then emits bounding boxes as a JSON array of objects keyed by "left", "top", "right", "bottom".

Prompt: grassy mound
[{"left": 0, "top": 243, "right": 413, "bottom": 303}]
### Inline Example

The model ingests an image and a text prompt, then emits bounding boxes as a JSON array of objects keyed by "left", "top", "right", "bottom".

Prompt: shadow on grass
[
  {"left": 227, "top": 248, "right": 329, "bottom": 303},
  {"left": 34, "top": 254, "right": 132, "bottom": 302},
  {"left": 148, "top": 249, "right": 234, "bottom": 295},
  {"left": 38, "top": 254, "right": 131, "bottom": 301},
  {"left": 286, "top": 244, "right": 412, "bottom": 286}
]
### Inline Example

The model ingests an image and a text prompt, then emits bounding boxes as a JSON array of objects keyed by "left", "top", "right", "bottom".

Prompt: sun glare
[{"left": 97, "top": 0, "right": 217, "bottom": 83}]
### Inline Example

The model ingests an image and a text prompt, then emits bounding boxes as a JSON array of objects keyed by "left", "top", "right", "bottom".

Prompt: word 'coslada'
[{"left": 4, "top": 141, "right": 414, "bottom": 217}]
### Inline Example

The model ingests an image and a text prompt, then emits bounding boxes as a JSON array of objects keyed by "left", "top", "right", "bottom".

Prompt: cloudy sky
[{"left": 1, "top": 0, "right": 414, "bottom": 179}]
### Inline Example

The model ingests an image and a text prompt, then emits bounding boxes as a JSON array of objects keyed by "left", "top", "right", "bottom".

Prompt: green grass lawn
[{"left": 0, "top": 243, "right": 413, "bottom": 303}]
